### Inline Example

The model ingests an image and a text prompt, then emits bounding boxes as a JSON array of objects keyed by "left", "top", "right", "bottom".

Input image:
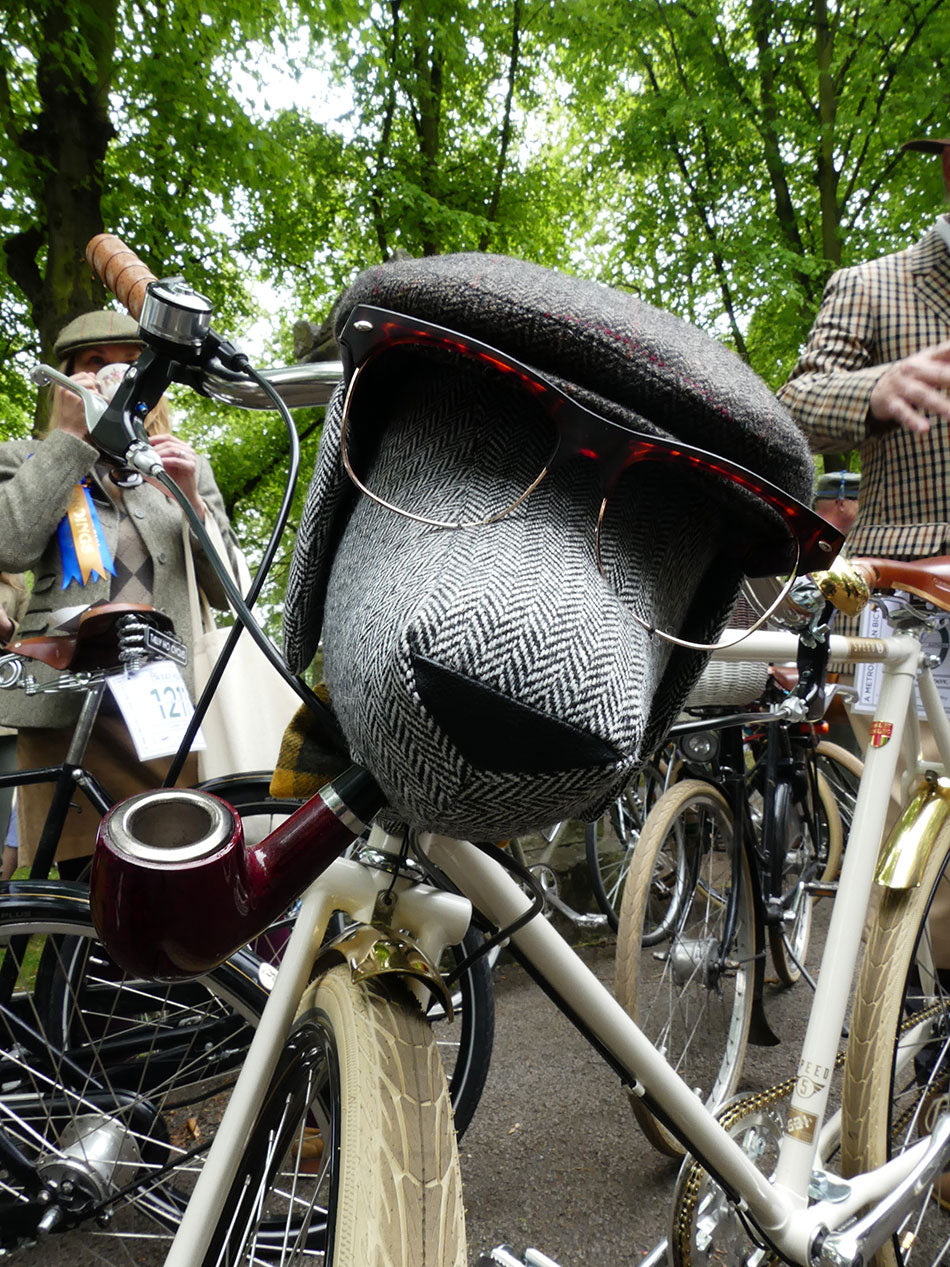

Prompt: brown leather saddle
[
  {"left": 852, "top": 555, "right": 950, "bottom": 613},
  {"left": 5, "top": 602, "right": 175, "bottom": 673}
]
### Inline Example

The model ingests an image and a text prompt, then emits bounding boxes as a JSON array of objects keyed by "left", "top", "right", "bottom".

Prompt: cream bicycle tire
[
  {"left": 841, "top": 822, "right": 950, "bottom": 1267},
  {"left": 615, "top": 779, "right": 755, "bottom": 1158},
  {"left": 206, "top": 964, "right": 466, "bottom": 1266},
  {"left": 815, "top": 740, "right": 864, "bottom": 880}
]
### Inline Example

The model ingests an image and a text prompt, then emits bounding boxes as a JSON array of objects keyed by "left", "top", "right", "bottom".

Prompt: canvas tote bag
[{"left": 183, "top": 520, "right": 300, "bottom": 781}]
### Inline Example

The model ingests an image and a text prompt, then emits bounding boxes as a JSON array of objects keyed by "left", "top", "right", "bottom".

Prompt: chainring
[{"left": 670, "top": 1090, "right": 788, "bottom": 1267}]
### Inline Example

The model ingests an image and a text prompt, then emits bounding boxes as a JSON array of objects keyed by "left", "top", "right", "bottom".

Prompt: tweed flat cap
[
  {"left": 285, "top": 252, "right": 816, "bottom": 673},
  {"left": 53, "top": 310, "right": 144, "bottom": 362}
]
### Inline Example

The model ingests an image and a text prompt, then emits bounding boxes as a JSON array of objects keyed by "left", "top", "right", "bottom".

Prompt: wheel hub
[
  {"left": 37, "top": 1112, "right": 144, "bottom": 1209},
  {"left": 669, "top": 936, "right": 723, "bottom": 989}
]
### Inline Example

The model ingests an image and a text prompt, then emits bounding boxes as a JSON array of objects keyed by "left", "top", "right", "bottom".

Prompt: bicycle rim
[
  {"left": 615, "top": 781, "right": 755, "bottom": 1157},
  {"left": 0, "top": 882, "right": 267, "bottom": 1257}
]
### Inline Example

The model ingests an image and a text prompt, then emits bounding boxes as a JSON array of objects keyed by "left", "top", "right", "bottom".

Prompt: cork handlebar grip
[{"left": 86, "top": 234, "right": 157, "bottom": 321}]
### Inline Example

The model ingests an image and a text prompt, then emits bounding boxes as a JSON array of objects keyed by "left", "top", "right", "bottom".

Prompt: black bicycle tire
[{"left": 0, "top": 881, "right": 269, "bottom": 1256}]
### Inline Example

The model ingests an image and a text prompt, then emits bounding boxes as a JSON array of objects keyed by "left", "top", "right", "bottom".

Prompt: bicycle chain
[
  {"left": 671, "top": 1001, "right": 946, "bottom": 1267},
  {"left": 670, "top": 1061, "right": 839, "bottom": 1267}
]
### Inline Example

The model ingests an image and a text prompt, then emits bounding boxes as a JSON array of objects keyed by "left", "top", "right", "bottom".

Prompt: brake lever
[
  {"left": 31, "top": 362, "right": 165, "bottom": 479},
  {"left": 31, "top": 364, "right": 108, "bottom": 430}
]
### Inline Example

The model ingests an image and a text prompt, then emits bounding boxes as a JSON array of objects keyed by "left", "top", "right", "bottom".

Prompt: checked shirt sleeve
[{"left": 777, "top": 265, "right": 890, "bottom": 454}]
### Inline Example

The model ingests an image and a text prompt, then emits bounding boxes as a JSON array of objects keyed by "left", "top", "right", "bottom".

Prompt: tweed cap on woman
[{"left": 53, "top": 310, "right": 144, "bottom": 364}]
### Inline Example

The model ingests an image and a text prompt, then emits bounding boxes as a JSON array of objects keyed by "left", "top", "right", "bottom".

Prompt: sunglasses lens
[
  {"left": 342, "top": 348, "right": 559, "bottom": 527},
  {"left": 596, "top": 460, "right": 802, "bottom": 650},
  {"left": 599, "top": 464, "right": 723, "bottom": 588}
]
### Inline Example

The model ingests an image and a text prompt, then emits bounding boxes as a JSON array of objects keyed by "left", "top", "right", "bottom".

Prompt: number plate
[{"left": 108, "top": 661, "right": 206, "bottom": 761}]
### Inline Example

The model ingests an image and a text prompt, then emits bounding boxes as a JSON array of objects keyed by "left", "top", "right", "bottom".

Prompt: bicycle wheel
[
  {"left": 203, "top": 963, "right": 466, "bottom": 1266},
  {"left": 615, "top": 779, "right": 755, "bottom": 1158},
  {"left": 815, "top": 740, "right": 863, "bottom": 877},
  {"left": 841, "top": 823, "right": 950, "bottom": 1267},
  {"left": 0, "top": 881, "right": 267, "bottom": 1258},
  {"left": 766, "top": 767, "right": 840, "bottom": 987},
  {"left": 586, "top": 763, "right": 663, "bottom": 931},
  {"left": 218, "top": 782, "right": 495, "bottom": 1141}
]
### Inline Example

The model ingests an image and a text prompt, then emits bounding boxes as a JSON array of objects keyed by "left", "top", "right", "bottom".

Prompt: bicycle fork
[{"left": 164, "top": 837, "right": 472, "bottom": 1267}]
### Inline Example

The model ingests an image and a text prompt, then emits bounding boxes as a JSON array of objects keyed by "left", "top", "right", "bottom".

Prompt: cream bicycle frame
[{"left": 169, "top": 624, "right": 948, "bottom": 1267}]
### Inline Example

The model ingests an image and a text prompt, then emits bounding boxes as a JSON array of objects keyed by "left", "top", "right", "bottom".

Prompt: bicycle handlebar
[
  {"left": 87, "top": 232, "right": 342, "bottom": 408},
  {"left": 86, "top": 234, "right": 158, "bottom": 321},
  {"left": 198, "top": 360, "right": 341, "bottom": 409}
]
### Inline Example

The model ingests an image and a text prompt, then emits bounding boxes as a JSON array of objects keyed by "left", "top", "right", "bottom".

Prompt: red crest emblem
[{"left": 870, "top": 721, "right": 893, "bottom": 748}]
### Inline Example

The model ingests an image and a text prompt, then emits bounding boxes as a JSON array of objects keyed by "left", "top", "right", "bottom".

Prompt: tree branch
[{"left": 480, "top": 0, "right": 522, "bottom": 251}]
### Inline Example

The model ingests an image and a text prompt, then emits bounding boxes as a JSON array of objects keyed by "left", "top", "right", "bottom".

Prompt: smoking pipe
[{"left": 90, "top": 766, "right": 383, "bottom": 980}]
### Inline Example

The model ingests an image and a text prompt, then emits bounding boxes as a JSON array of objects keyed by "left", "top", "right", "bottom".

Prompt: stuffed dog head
[{"left": 284, "top": 254, "right": 825, "bottom": 839}]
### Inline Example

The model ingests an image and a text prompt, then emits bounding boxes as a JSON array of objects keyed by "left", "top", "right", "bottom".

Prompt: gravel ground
[{"left": 461, "top": 919, "right": 834, "bottom": 1267}]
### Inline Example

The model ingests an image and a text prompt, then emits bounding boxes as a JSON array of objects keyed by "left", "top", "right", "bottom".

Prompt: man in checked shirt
[
  {"left": 780, "top": 135, "right": 950, "bottom": 561},
  {"left": 780, "top": 138, "right": 950, "bottom": 1025}
]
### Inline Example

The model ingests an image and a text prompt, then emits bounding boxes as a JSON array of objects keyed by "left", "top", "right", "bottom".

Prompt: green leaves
[{"left": 2, "top": 0, "right": 950, "bottom": 557}]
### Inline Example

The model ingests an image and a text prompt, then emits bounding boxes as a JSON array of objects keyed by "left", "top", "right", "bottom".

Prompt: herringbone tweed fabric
[{"left": 284, "top": 254, "right": 813, "bottom": 837}]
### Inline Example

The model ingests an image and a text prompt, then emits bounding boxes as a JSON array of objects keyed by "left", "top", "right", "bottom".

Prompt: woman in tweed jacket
[
  {"left": 0, "top": 310, "right": 238, "bottom": 872},
  {"left": 778, "top": 140, "right": 950, "bottom": 560}
]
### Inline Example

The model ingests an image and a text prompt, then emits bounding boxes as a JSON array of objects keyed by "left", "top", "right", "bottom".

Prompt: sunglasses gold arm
[
  {"left": 339, "top": 363, "right": 552, "bottom": 529},
  {"left": 594, "top": 497, "right": 803, "bottom": 652}
]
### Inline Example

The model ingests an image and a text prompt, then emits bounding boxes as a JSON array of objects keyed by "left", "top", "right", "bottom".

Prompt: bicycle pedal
[
  {"left": 477, "top": 1248, "right": 563, "bottom": 1267},
  {"left": 805, "top": 881, "right": 838, "bottom": 899}
]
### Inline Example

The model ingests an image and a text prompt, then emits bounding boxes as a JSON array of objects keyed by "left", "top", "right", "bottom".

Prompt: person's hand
[
  {"left": 148, "top": 434, "right": 206, "bottom": 518},
  {"left": 869, "top": 340, "right": 950, "bottom": 435},
  {"left": 52, "top": 373, "right": 101, "bottom": 440}
]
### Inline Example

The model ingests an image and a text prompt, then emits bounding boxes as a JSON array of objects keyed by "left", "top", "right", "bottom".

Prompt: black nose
[{"left": 410, "top": 651, "right": 622, "bottom": 774}]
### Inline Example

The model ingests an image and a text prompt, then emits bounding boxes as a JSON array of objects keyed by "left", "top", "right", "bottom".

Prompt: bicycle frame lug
[{"left": 808, "top": 1170, "right": 852, "bottom": 1203}]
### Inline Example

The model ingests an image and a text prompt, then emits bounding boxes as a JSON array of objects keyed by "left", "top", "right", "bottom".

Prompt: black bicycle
[{"left": 612, "top": 644, "right": 847, "bottom": 1158}]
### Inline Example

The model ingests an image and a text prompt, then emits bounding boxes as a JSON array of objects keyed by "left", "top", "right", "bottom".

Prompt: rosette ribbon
[{"left": 57, "top": 480, "right": 115, "bottom": 587}]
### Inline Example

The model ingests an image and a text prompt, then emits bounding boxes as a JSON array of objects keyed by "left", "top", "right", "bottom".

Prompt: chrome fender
[
  {"left": 876, "top": 773, "right": 950, "bottom": 890},
  {"left": 311, "top": 920, "right": 455, "bottom": 1019}
]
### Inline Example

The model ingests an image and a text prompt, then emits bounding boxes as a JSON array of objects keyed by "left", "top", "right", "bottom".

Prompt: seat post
[{"left": 26, "top": 681, "right": 109, "bottom": 881}]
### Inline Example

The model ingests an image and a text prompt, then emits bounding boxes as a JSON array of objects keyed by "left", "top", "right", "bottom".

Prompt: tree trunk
[
  {"left": 814, "top": 0, "right": 842, "bottom": 268},
  {"left": 3, "top": 0, "right": 118, "bottom": 371}
]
